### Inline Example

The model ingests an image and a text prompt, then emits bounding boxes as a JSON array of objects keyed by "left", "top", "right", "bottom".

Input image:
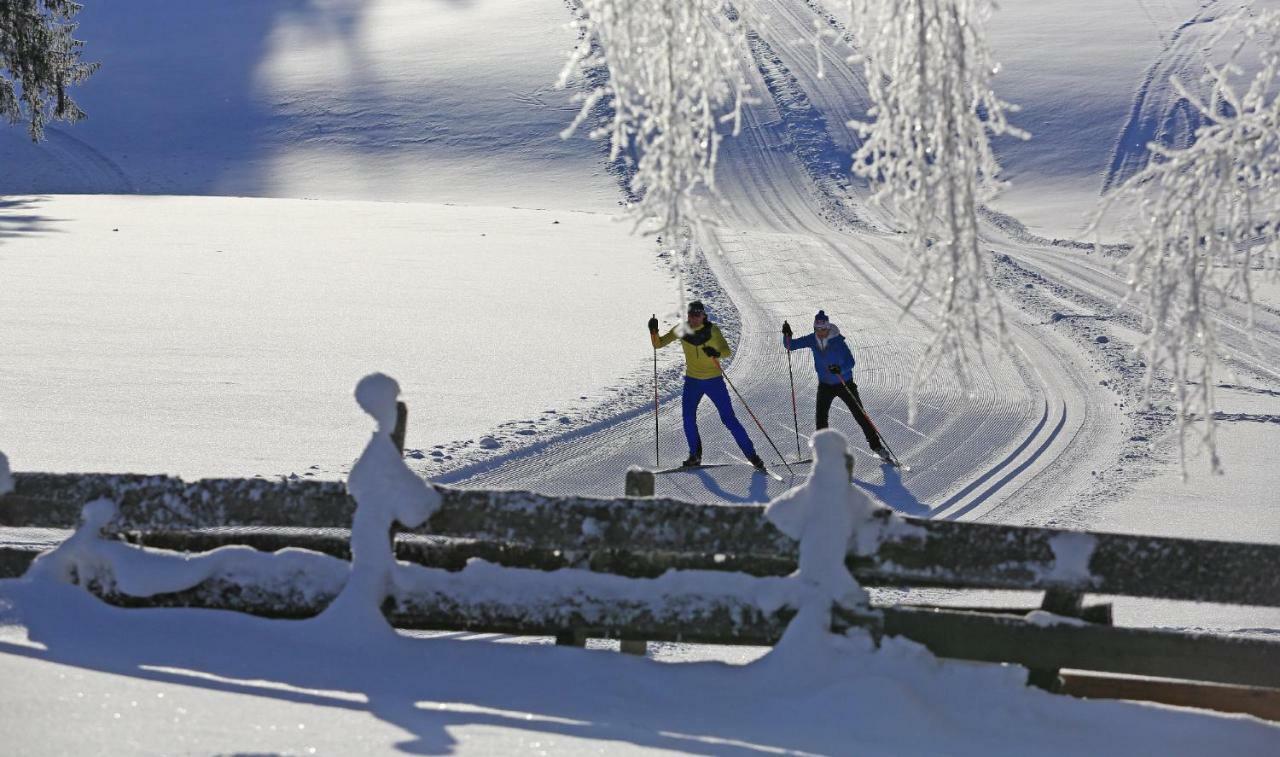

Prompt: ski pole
[
  {"left": 651, "top": 315, "right": 660, "bottom": 467},
  {"left": 838, "top": 381, "right": 902, "bottom": 467},
  {"left": 712, "top": 357, "right": 793, "bottom": 476},
  {"left": 782, "top": 321, "right": 802, "bottom": 461}
]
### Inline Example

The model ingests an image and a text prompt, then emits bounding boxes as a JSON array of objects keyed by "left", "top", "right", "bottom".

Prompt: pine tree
[{"left": 1, "top": 0, "right": 98, "bottom": 141}]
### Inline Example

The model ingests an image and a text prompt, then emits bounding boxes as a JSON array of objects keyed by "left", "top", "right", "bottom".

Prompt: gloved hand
[
  {"left": 703, "top": 346, "right": 721, "bottom": 358},
  {"left": 782, "top": 320, "right": 792, "bottom": 337},
  {"left": 828, "top": 364, "right": 842, "bottom": 375},
  {"left": 648, "top": 315, "right": 659, "bottom": 334}
]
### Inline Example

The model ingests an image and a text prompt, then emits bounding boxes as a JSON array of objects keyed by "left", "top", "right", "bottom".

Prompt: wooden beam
[
  {"left": 1060, "top": 672, "right": 1280, "bottom": 723},
  {"left": 14, "top": 548, "right": 1280, "bottom": 691},
  {"left": 878, "top": 605, "right": 1280, "bottom": 690},
  {"left": 6, "top": 472, "right": 1280, "bottom": 608}
]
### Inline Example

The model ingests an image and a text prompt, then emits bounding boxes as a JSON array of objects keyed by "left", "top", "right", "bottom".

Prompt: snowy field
[
  {"left": 2, "top": 0, "right": 1280, "bottom": 753},
  {"left": 0, "top": 194, "right": 678, "bottom": 478}
]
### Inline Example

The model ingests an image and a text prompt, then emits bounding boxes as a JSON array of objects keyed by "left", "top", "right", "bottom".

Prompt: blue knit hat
[{"left": 814, "top": 310, "right": 829, "bottom": 327}]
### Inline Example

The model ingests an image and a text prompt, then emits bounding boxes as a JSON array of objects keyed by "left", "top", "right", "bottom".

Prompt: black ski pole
[
  {"left": 839, "top": 381, "right": 902, "bottom": 467},
  {"left": 782, "top": 321, "right": 801, "bottom": 461},
  {"left": 712, "top": 357, "right": 793, "bottom": 476},
  {"left": 650, "top": 314, "right": 660, "bottom": 467}
]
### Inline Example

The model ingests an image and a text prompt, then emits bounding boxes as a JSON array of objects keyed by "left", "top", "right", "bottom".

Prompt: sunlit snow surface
[
  {"left": 1, "top": 577, "right": 1276, "bottom": 756},
  {"left": 0, "top": 194, "right": 679, "bottom": 478}
]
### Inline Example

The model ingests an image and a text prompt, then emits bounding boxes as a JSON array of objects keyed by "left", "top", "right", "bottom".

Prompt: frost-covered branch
[
  {"left": 558, "top": 0, "right": 753, "bottom": 301},
  {"left": 1104, "top": 10, "right": 1280, "bottom": 475},
  {"left": 845, "top": 0, "right": 1025, "bottom": 414}
]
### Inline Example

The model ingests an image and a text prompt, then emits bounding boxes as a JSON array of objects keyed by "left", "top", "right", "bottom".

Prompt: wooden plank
[
  {"left": 1061, "top": 672, "right": 1280, "bottom": 722},
  {"left": 14, "top": 542, "right": 1279, "bottom": 690},
  {"left": 878, "top": 605, "right": 1280, "bottom": 690},
  {"left": 79, "top": 571, "right": 796, "bottom": 647},
  {"left": 6, "top": 472, "right": 1280, "bottom": 607},
  {"left": 0, "top": 545, "right": 43, "bottom": 577},
  {"left": 2, "top": 473, "right": 353, "bottom": 529},
  {"left": 859, "top": 509, "right": 1280, "bottom": 607}
]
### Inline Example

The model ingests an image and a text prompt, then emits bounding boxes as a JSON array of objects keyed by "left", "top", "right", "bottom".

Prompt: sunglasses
[{"left": 688, "top": 311, "right": 705, "bottom": 317}]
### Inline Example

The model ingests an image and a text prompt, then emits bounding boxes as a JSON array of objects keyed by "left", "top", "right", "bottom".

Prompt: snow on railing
[
  {"left": 15, "top": 375, "right": 894, "bottom": 649},
  {"left": 7, "top": 374, "right": 1280, "bottom": 702}
]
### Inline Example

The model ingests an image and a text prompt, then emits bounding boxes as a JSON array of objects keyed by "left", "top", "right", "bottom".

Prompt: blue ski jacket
[{"left": 785, "top": 325, "right": 855, "bottom": 385}]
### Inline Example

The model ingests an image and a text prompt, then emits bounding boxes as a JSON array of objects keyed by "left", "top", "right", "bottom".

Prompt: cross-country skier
[
  {"left": 649, "top": 301, "right": 767, "bottom": 472},
  {"left": 783, "top": 310, "right": 891, "bottom": 463}
]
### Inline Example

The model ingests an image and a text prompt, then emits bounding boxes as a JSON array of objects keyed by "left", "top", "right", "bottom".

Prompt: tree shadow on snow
[
  {"left": 0, "top": 581, "right": 842, "bottom": 756},
  {"left": 0, "top": 197, "right": 61, "bottom": 242}
]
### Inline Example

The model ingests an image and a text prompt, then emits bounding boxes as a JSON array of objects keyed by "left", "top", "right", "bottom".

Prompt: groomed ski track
[{"left": 440, "top": 0, "right": 1129, "bottom": 526}]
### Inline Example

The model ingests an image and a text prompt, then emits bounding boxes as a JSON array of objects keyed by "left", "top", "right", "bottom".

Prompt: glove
[
  {"left": 702, "top": 346, "right": 721, "bottom": 358},
  {"left": 828, "top": 364, "right": 842, "bottom": 375},
  {"left": 781, "top": 320, "right": 792, "bottom": 337},
  {"left": 647, "top": 315, "right": 659, "bottom": 334}
]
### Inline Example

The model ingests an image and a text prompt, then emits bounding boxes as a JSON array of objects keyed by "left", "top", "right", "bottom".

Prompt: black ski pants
[{"left": 816, "top": 380, "right": 882, "bottom": 450}]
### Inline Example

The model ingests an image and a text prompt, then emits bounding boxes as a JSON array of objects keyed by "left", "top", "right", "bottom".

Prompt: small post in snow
[
  {"left": 625, "top": 467, "right": 655, "bottom": 497},
  {"left": 391, "top": 401, "right": 408, "bottom": 455}
]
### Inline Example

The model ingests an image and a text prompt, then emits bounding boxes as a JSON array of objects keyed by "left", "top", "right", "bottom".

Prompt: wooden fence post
[
  {"left": 625, "top": 468, "right": 655, "bottom": 498},
  {"left": 622, "top": 467, "right": 655, "bottom": 655},
  {"left": 1027, "top": 588, "right": 1087, "bottom": 691},
  {"left": 392, "top": 401, "right": 408, "bottom": 455},
  {"left": 389, "top": 400, "right": 410, "bottom": 550},
  {"left": 555, "top": 629, "right": 588, "bottom": 648}
]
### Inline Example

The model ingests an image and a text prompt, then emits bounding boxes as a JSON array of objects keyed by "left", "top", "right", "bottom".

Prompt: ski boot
[
  {"left": 681, "top": 447, "right": 702, "bottom": 468},
  {"left": 748, "top": 454, "right": 768, "bottom": 474},
  {"left": 872, "top": 445, "right": 894, "bottom": 465}
]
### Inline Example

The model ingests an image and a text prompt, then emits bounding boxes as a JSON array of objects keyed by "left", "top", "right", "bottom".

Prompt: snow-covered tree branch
[
  {"left": 557, "top": 0, "right": 753, "bottom": 304},
  {"left": 0, "top": 0, "right": 98, "bottom": 140},
  {"left": 845, "top": 0, "right": 1026, "bottom": 414},
  {"left": 1105, "top": 10, "right": 1280, "bottom": 475}
]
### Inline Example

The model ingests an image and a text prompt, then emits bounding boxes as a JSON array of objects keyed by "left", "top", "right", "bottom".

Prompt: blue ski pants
[{"left": 682, "top": 376, "right": 757, "bottom": 458}]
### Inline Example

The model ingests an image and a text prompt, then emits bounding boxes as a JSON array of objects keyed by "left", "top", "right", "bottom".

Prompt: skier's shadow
[
  {"left": 855, "top": 463, "right": 928, "bottom": 515},
  {"left": 691, "top": 468, "right": 771, "bottom": 503}
]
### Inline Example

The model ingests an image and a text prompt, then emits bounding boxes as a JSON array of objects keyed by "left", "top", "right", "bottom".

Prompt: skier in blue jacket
[{"left": 783, "top": 310, "right": 889, "bottom": 462}]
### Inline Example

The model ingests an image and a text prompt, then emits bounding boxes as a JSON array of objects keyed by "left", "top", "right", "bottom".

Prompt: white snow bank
[{"left": 1, "top": 572, "right": 1274, "bottom": 755}]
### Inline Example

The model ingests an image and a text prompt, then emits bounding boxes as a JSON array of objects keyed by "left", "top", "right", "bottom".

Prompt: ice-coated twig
[
  {"left": 844, "top": 0, "right": 1026, "bottom": 419},
  {"left": 557, "top": 0, "right": 755, "bottom": 309},
  {"left": 1101, "top": 10, "right": 1280, "bottom": 476}
]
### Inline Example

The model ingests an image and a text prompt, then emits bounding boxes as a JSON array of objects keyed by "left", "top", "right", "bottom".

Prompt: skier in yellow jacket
[{"left": 649, "top": 301, "right": 765, "bottom": 471}]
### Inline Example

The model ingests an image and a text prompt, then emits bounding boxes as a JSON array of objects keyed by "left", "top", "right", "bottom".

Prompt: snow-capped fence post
[
  {"left": 624, "top": 467, "right": 655, "bottom": 498},
  {"left": 766, "top": 430, "right": 877, "bottom": 643},
  {"left": 314, "top": 374, "right": 439, "bottom": 637},
  {"left": 619, "top": 467, "right": 653, "bottom": 654}
]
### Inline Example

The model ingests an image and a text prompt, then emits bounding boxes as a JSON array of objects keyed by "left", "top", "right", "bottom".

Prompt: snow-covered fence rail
[{"left": 3, "top": 472, "right": 1279, "bottom": 609}]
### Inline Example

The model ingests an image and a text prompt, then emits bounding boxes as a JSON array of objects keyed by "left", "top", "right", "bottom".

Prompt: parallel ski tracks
[{"left": 450, "top": 1, "right": 1134, "bottom": 522}]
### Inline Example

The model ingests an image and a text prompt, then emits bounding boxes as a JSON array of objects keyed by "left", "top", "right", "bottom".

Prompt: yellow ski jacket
[{"left": 652, "top": 323, "right": 732, "bottom": 379}]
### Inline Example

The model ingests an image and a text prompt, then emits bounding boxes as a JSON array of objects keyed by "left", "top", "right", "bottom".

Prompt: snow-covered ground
[
  {"left": 0, "top": 194, "right": 678, "bottom": 478},
  {"left": 2, "top": 0, "right": 1279, "bottom": 752}
]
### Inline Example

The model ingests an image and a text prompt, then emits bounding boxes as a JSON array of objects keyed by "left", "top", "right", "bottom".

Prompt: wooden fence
[{"left": 2, "top": 468, "right": 1278, "bottom": 720}]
